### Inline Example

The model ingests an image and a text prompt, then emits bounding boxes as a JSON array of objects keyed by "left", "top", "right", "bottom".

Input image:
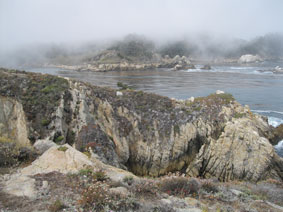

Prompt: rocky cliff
[{"left": 0, "top": 68, "right": 282, "bottom": 182}]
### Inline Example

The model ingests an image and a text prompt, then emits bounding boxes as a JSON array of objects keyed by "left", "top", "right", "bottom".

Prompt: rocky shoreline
[
  {"left": 0, "top": 68, "right": 283, "bottom": 211},
  {"left": 44, "top": 54, "right": 196, "bottom": 72}
]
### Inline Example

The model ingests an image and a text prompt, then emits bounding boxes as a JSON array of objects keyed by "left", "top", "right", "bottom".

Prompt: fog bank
[{"left": 1, "top": 0, "right": 283, "bottom": 52}]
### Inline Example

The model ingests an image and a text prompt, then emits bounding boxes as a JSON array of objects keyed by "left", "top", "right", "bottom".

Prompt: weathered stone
[
  {"left": 161, "top": 198, "right": 172, "bottom": 205},
  {"left": 174, "top": 64, "right": 183, "bottom": 71},
  {"left": 21, "top": 144, "right": 93, "bottom": 175},
  {"left": 33, "top": 138, "right": 57, "bottom": 154},
  {"left": 116, "top": 91, "right": 123, "bottom": 96},
  {"left": 238, "top": 54, "right": 262, "bottom": 63},
  {"left": 185, "top": 197, "right": 203, "bottom": 208},
  {"left": 3, "top": 174, "right": 36, "bottom": 199},
  {"left": 0, "top": 96, "right": 30, "bottom": 146},
  {"left": 216, "top": 90, "right": 225, "bottom": 94},
  {"left": 230, "top": 189, "right": 243, "bottom": 196},
  {"left": 187, "top": 118, "right": 281, "bottom": 181}
]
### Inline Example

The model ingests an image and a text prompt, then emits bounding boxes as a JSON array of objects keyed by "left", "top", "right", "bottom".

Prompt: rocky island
[
  {"left": 0, "top": 68, "right": 283, "bottom": 211},
  {"left": 47, "top": 35, "right": 196, "bottom": 72}
]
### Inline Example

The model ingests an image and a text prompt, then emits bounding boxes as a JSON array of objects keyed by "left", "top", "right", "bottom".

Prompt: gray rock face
[
  {"left": 33, "top": 138, "right": 57, "bottom": 154},
  {"left": 187, "top": 118, "right": 281, "bottom": 181},
  {"left": 0, "top": 96, "right": 30, "bottom": 146}
]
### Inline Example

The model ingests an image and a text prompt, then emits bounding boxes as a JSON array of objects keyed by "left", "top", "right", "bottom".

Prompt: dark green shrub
[
  {"left": 117, "top": 82, "right": 131, "bottom": 90},
  {"left": 57, "top": 146, "right": 68, "bottom": 152},
  {"left": 201, "top": 181, "right": 219, "bottom": 193},
  {"left": 93, "top": 171, "right": 108, "bottom": 181},
  {"left": 79, "top": 168, "right": 93, "bottom": 176},
  {"left": 41, "top": 118, "right": 51, "bottom": 126},
  {"left": 123, "top": 175, "right": 134, "bottom": 185},
  {"left": 54, "top": 136, "right": 64, "bottom": 143}
]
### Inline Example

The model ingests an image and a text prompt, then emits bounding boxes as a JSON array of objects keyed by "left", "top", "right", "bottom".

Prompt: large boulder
[
  {"left": 2, "top": 143, "right": 137, "bottom": 199},
  {"left": 238, "top": 54, "right": 262, "bottom": 63},
  {"left": 21, "top": 144, "right": 93, "bottom": 175},
  {"left": 187, "top": 118, "right": 282, "bottom": 181},
  {"left": 3, "top": 143, "right": 92, "bottom": 199}
]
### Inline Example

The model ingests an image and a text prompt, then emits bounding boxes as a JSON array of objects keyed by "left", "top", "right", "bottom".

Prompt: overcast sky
[{"left": 1, "top": 0, "right": 283, "bottom": 51}]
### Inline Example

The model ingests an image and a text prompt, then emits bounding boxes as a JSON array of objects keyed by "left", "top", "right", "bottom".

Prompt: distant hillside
[{"left": 1, "top": 33, "right": 283, "bottom": 68}]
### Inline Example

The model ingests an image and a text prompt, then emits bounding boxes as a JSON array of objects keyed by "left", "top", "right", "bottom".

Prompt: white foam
[
  {"left": 275, "top": 140, "right": 283, "bottom": 157},
  {"left": 253, "top": 70, "right": 274, "bottom": 75},
  {"left": 268, "top": 117, "right": 283, "bottom": 127},
  {"left": 251, "top": 110, "right": 283, "bottom": 127},
  {"left": 231, "top": 66, "right": 256, "bottom": 70},
  {"left": 251, "top": 110, "right": 283, "bottom": 116},
  {"left": 184, "top": 67, "right": 275, "bottom": 75},
  {"left": 275, "top": 140, "right": 283, "bottom": 149}
]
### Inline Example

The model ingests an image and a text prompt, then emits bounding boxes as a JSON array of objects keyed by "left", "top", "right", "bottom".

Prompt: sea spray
[{"left": 267, "top": 116, "right": 283, "bottom": 157}]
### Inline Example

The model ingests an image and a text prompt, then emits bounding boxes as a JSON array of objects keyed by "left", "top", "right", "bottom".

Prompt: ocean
[{"left": 25, "top": 61, "right": 283, "bottom": 156}]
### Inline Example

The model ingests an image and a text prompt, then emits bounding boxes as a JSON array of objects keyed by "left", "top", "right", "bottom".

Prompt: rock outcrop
[
  {"left": 21, "top": 144, "right": 93, "bottom": 175},
  {"left": 0, "top": 68, "right": 282, "bottom": 182},
  {"left": 187, "top": 117, "right": 278, "bottom": 181},
  {"left": 238, "top": 54, "right": 263, "bottom": 63},
  {"left": 2, "top": 144, "right": 136, "bottom": 199},
  {"left": 0, "top": 96, "right": 30, "bottom": 147}
]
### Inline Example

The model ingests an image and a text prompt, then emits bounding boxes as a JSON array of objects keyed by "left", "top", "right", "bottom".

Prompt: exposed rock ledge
[{"left": 0, "top": 68, "right": 282, "bottom": 182}]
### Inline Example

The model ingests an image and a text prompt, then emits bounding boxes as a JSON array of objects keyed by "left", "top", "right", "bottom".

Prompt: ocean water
[{"left": 25, "top": 62, "right": 283, "bottom": 156}]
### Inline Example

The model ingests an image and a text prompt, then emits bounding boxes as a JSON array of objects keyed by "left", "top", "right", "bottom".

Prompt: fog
[{"left": 1, "top": 0, "right": 283, "bottom": 66}]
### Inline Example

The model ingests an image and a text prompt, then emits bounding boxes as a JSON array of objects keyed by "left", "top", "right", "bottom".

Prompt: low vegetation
[
  {"left": 0, "top": 136, "right": 36, "bottom": 168},
  {"left": 57, "top": 146, "right": 68, "bottom": 152},
  {"left": 0, "top": 137, "right": 18, "bottom": 167},
  {"left": 158, "top": 176, "right": 200, "bottom": 197},
  {"left": 49, "top": 199, "right": 66, "bottom": 212},
  {"left": 117, "top": 82, "right": 132, "bottom": 90},
  {"left": 54, "top": 136, "right": 64, "bottom": 143}
]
